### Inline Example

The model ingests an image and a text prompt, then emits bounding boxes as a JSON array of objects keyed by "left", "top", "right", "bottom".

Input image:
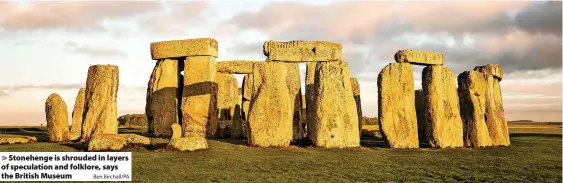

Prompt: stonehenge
[
  {"left": 377, "top": 49, "right": 508, "bottom": 149},
  {"left": 422, "top": 65, "right": 463, "bottom": 148},
  {"left": 146, "top": 59, "right": 181, "bottom": 137},
  {"left": 377, "top": 63, "right": 419, "bottom": 148},
  {"left": 35, "top": 37, "right": 512, "bottom": 152},
  {"left": 474, "top": 64, "right": 510, "bottom": 146},
  {"left": 45, "top": 93, "right": 70, "bottom": 142},
  {"left": 70, "top": 88, "right": 85, "bottom": 141},
  {"left": 80, "top": 64, "right": 119, "bottom": 142}
]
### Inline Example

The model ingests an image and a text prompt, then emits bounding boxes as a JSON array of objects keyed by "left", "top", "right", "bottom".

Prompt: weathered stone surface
[
  {"left": 181, "top": 56, "right": 218, "bottom": 139},
  {"left": 0, "top": 136, "right": 37, "bottom": 145},
  {"left": 414, "top": 89, "right": 426, "bottom": 141},
  {"left": 263, "top": 40, "right": 342, "bottom": 62},
  {"left": 305, "top": 62, "right": 316, "bottom": 140},
  {"left": 248, "top": 62, "right": 293, "bottom": 147},
  {"left": 474, "top": 64, "right": 503, "bottom": 80},
  {"left": 458, "top": 71, "right": 492, "bottom": 148},
  {"left": 377, "top": 63, "right": 419, "bottom": 148},
  {"left": 217, "top": 61, "right": 263, "bottom": 74},
  {"left": 231, "top": 104, "right": 243, "bottom": 139},
  {"left": 120, "top": 134, "right": 150, "bottom": 145},
  {"left": 241, "top": 74, "right": 253, "bottom": 139},
  {"left": 286, "top": 63, "right": 305, "bottom": 141},
  {"left": 146, "top": 59, "right": 181, "bottom": 137},
  {"left": 422, "top": 65, "right": 463, "bottom": 148},
  {"left": 45, "top": 93, "right": 70, "bottom": 142},
  {"left": 81, "top": 65, "right": 119, "bottom": 142},
  {"left": 87, "top": 134, "right": 126, "bottom": 151},
  {"left": 394, "top": 50, "right": 444, "bottom": 65},
  {"left": 217, "top": 73, "right": 238, "bottom": 121},
  {"left": 171, "top": 123, "right": 182, "bottom": 140},
  {"left": 70, "top": 88, "right": 85, "bottom": 141},
  {"left": 309, "top": 60, "right": 360, "bottom": 148},
  {"left": 167, "top": 137, "right": 208, "bottom": 151},
  {"left": 350, "top": 77, "right": 362, "bottom": 132},
  {"left": 150, "top": 38, "right": 218, "bottom": 60},
  {"left": 481, "top": 74, "right": 510, "bottom": 146}
]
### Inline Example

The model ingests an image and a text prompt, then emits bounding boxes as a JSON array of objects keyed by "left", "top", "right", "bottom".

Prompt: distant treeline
[
  {"left": 118, "top": 114, "right": 147, "bottom": 127},
  {"left": 362, "top": 116, "right": 378, "bottom": 126}
]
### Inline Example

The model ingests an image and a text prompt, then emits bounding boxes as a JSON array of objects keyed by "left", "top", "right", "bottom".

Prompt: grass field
[{"left": 0, "top": 124, "right": 561, "bottom": 182}]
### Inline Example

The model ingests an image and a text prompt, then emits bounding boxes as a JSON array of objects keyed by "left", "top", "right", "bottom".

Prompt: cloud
[
  {"left": 66, "top": 42, "right": 128, "bottom": 58},
  {"left": 0, "top": 1, "right": 161, "bottom": 31},
  {"left": 140, "top": 1, "right": 210, "bottom": 35},
  {"left": 515, "top": 1, "right": 562, "bottom": 36}
]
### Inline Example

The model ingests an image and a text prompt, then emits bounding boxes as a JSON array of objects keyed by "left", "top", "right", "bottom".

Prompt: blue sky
[{"left": 0, "top": 1, "right": 561, "bottom": 125}]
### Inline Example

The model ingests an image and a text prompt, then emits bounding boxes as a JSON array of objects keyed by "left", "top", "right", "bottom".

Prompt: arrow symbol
[{"left": 1, "top": 156, "right": 6, "bottom": 161}]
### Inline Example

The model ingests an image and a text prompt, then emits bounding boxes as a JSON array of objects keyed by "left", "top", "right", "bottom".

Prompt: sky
[{"left": 0, "top": 1, "right": 561, "bottom": 126}]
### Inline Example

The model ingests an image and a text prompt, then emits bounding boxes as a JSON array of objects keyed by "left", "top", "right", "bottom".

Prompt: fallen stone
[
  {"left": 394, "top": 49, "right": 444, "bottom": 65},
  {"left": 422, "top": 65, "right": 464, "bottom": 148},
  {"left": 458, "top": 71, "right": 492, "bottom": 148},
  {"left": 474, "top": 64, "right": 503, "bottom": 80},
  {"left": 171, "top": 123, "right": 182, "bottom": 140},
  {"left": 146, "top": 59, "right": 181, "bottom": 137},
  {"left": 150, "top": 38, "right": 218, "bottom": 60},
  {"left": 45, "top": 93, "right": 70, "bottom": 142},
  {"left": 120, "top": 134, "right": 151, "bottom": 145},
  {"left": 87, "top": 134, "right": 126, "bottom": 151},
  {"left": 414, "top": 89, "right": 426, "bottom": 141},
  {"left": 81, "top": 65, "right": 119, "bottom": 142},
  {"left": 0, "top": 136, "right": 36, "bottom": 145},
  {"left": 181, "top": 56, "right": 218, "bottom": 138},
  {"left": 217, "top": 61, "right": 263, "bottom": 74},
  {"left": 350, "top": 77, "right": 362, "bottom": 133},
  {"left": 248, "top": 62, "right": 293, "bottom": 147},
  {"left": 167, "top": 137, "right": 208, "bottom": 151},
  {"left": 70, "top": 88, "right": 85, "bottom": 141},
  {"left": 309, "top": 60, "right": 360, "bottom": 148},
  {"left": 377, "top": 63, "right": 419, "bottom": 148},
  {"left": 263, "top": 40, "right": 342, "bottom": 62}
]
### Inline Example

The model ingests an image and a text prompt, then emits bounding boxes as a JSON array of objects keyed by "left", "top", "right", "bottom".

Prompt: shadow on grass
[
  {"left": 214, "top": 138, "right": 247, "bottom": 145},
  {"left": 61, "top": 143, "right": 88, "bottom": 151}
]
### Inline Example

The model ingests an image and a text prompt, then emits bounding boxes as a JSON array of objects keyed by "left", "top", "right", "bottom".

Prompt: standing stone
[
  {"left": 182, "top": 56, "right": 218, "bottom": 139},
  {"left": 287, "top": 63, "right": 305, "bottom": 141},
  {"left": 350, "top": 78, "right": 362, "bottom": 132},
  {"left": 377, "top": 63, "right": 418, "bottom": 148},
  {"left": 216, "top": 73, "right": 238, "bottom": 122},
  {"left": 241, "top": 74, "right": 253, "bottom": 139},
  {"left": 476, "top": 65, "right": 509, "bottom": 146},
  {"left": 458, "top": 71, "right": 492, "bottom": 148},
  {"left": 146, "top": 59, "right": 181, "bottom": 137},
  {"left": 422, "top": 65, "right": 463, "bottom": 148},
  {"left": 248, "top": 62, "right": 293, "bottom": 147},
  {"left": 230, "top": 104, "right": 243, "bottom": 139},
  {"left": 45, "top": 93, "right": 70, "bottom": 142},
  {"left": 414, "top": 89, "right": 426, "bottom": 141},
  {"left": 171, "top": 123, "right": 182, "bottom": 140},
  {"left": 305, "top": 62, "right": 317, "bottom": 140},
  {"left": 70, "top": 88, "right": 85, "bottom": 141},
  {"left": 301, "top": 95, "right": 308, "bottom": 138},
  {"left": 310, "top": 60, "right": 360, "bottom": 148},
  {"left": 81, "top": 65, "right": 119, "bottom": 142}
]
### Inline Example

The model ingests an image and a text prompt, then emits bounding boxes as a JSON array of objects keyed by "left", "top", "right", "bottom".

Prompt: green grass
[{"left": 0, "top": 126, "right": 561, "bottom": 182}]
